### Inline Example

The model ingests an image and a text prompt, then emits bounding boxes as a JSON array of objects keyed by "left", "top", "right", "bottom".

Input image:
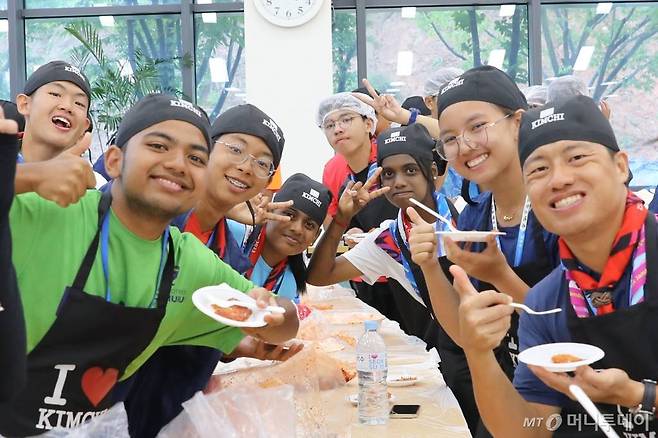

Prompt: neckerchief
[
  {"left": 375, "top": 192, "right": 454, "bottom": 296},
  {"left": 562, "top": 191, "right": 648, "bottom": 316},
  {"left": 347, "top": 140, "right": 379, "bottom": 188},
  {"left": 184, "top": 211, "right": 227, "bottom": 258},
  {"left": 244, "top": 226, "right": 288, "bottom": 293}
]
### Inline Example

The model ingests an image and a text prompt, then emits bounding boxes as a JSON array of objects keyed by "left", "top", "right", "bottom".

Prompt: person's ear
[
  {"left": 430, "top": 162, "right": 439, "bottom": 180},
  {"left": 365, "top": 117, "right": 374, "bottom": 135},
  {"left": 424, "top": 95, "right": 434, "bottom": 110},
  {"left": 104, "top": 145, "right": 124, "bottom": 179},
  {"left": 511, "top": 109, "right": 525, "bottom": 142},
  {"left": 613, "top": 150, "right": 630, "bottom": 185},
  {"left": 16, "top": 94, "right": 30, "bottom": 117}
]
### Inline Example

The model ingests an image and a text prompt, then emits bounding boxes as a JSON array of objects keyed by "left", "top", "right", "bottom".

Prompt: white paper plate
[
  {"left": 436, "top": 230, "right": 506, "bottom": 242},
  {"left": 387, "top": 374, "right": 420, "bottom": 387},
  {"left": 347, "top": 393, "right": 396, "bottom": 406},
  {"left": 518, "top": 342, "right": 605, "bottom": 372},
  {"left": 192, "top": 284, "right": 268, "bottom": 328}
]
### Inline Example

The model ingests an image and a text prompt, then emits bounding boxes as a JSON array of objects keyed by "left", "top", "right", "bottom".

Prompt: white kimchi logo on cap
[
  {"left": 64, "top": 65, "right": 85, "bottom": 81},
  {"left": 384, "top": 130, "right": 406, "bottom": 144},
  {"left": 262, "top": 118, "right": 282, "bottom": 142},
  {"left": 440, "top": 77, "right": 465, "bottom": 95},
  {"left": 170, "top": 99, "right": 203, "bottom": 118},
  {"left": 531, "top": 107, "right": 565, "bottom": 130},
  {"left": 302, "top": 189, "right": 322, "bottom": 207}
]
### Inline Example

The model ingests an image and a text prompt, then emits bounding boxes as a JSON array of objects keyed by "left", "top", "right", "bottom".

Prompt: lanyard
[
  {"left": 348, "top": 161, "right": 378, "bottom": 184},
  {"left": 100, "top": 212, "right": 170, "bottom": 305},
  {"left": 391, "top": 192, "right": 454, "bottom": 296},
  {"left": 491, "top": 195, "right": 531, "bottom": 267}
]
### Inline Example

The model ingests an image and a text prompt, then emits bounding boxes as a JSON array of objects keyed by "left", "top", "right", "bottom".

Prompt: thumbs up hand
[
  {"left": 29, "top": 132, "right": 96, "bottom": 207},
  {"left": 407, "top": 206, "right": 439, "bottom": 268},
  {"left": 452, "top": 264, "right": 514, "bottom": 353}
]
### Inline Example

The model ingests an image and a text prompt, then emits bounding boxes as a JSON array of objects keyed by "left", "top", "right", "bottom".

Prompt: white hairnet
[
  {"left": 548, "top": 75, "right": 589, "bottom": 103},
  {"left": 423, "top": 67, "right": 464, "bottom": 97},
  {"left": 316, "top": 92, "right": 377, "bottom": 135},
  {"left": 524, "top": 85, "right": 548, "bottom": 106}
]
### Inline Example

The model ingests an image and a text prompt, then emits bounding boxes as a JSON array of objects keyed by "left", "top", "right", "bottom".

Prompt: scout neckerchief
[
  {"left": 244, "top": 226, "right": 288, "bottom": 293},
  {"left": 491, "top": 195, "right": 531, "bottom": 267},
  {"left": 100, "top": 211, "right": 170, "bottom": 307},
  {"left": 375, "top": 191, "right": 454, "bottom": 296},
  {"left": 347, "top": 140, "right": 378, "bottom": 186},
  {"left": 561, "top": 191, "right": 648, "bottom": 317},
  {"left": 183, "top": 211, "right": 228, "bottom": 258}
]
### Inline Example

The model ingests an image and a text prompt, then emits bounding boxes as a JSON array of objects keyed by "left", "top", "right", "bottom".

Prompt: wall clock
[{"left": 253, "top": 0, "right": 324, "bottom": 28}]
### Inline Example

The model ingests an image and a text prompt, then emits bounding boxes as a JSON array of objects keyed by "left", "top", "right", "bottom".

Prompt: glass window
[
  {"left": 26, "top": 15, "right": 183, "bottom": 157},
  {"left": 332, "top": 9, "right": 357, "bottom": 92},
  {"left": 194, "top": 12, "right": 246, "bottom": 120},
  {"left": 366, "top": 5, "right": 528, "bottom": 100},
  {"left": 542, "top": 3, "right": 658, "bottom": 187},
  {"left": 26, "top": 0, "right": 179, "bottom": 7},
  {"left": 0, "top": 20, "right": 7, "bottom": 99},
  {"left": 0, "top": 1, "right": 6, "bottom": 9}
]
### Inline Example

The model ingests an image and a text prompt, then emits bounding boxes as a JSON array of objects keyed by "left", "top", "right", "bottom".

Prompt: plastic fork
[
  {"left": 569, "top": 385, "right": 620, "bottom": 438},
  {"left": 213, "top": 299, "right": 286, "bottom": 314},
  {"left": 509, "top": 302, "right": 562, "bottom": 315},
  {"left": 409, "top": 198, "right": 458, "bottom": 232}
]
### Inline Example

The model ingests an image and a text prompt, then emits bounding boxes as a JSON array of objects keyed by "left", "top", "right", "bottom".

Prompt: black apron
[
  {"left": 553, "top": 213, "right": 658, "bottom": 437},
  {"left": 0, "top": 191, "right": 175, "bottom": 437}
]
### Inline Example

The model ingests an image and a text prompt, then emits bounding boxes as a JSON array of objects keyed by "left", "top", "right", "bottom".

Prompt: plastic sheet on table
[
  {"left": 205, "top": 345, "right": 353, "bottom": 437},
  {"left": 40, "top": 402, "right": 130, "bottom": 438},
  {"left": 305, "top": 284, "right": 356, "bottom": 301},
  {"left": 157, "top": 384, "right": 296, "bottom": 438}
]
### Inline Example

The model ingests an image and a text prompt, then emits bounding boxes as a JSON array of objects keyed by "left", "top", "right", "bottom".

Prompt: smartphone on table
[{"left": 389, "top": 404, "right": 420, "bottom": 419}]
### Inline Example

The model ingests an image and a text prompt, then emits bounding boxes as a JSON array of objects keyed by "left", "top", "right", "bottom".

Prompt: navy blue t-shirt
[
  {"left": 456, "top": 192, "right": 560, "bottom": 289},
  {"left": 649, "top": 186, "right": 658, "bottom": 214},
  {"left": 513, "top": 257, "right": 636, "bottom": 407}
]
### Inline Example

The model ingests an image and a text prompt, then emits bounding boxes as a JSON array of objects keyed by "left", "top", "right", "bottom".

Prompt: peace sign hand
[
  {"left": 336, "top": 167, "right": 390, "bottom": 223},
  {"left": 352, "top": 78, "right": 410, "bottom": 125}
]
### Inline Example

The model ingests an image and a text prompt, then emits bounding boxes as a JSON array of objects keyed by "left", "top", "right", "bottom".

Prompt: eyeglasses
[
  {"left": 434, "top": 113, "right": 512, "bottom": 161},
  {"left": 216, "top": 140, "right": 275, "bottom": 179},
  {"left": 321, "top": 115, "right": 359, "bottom": 132}
]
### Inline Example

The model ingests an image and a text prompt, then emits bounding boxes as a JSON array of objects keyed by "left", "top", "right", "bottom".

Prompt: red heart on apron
[{"left": 81, "top": 367, "right": 119, "bottom": 407}]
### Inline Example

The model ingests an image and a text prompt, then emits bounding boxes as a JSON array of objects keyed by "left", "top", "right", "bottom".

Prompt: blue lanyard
[
  {"left": 100, "top": 212, "right": 170, "bottom": 305},
  {"left": 348, "top": 161, "right": 378, "bottom": 183},
  {"left": 391, "top": 192, "right": 454, "bottom": 297},
  {"left": 490, "top": 195, "right": 531, "bottom": 267}
]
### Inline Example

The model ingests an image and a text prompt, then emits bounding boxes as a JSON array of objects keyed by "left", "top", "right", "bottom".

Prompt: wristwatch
[{"left": 630, "top": 379, "right": 657, "bottom": 417}]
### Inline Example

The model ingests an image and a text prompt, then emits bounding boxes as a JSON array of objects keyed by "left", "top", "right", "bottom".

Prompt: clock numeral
[
  {"left": 286, "top": 9, "right": 292, "bottom": 18},
  {"left": 274, "top": 6, "right": 280, "bottom": 15},
  {"left": 298, "top": 6, "right": 304, "bottom": 14},
  {"left": 266, "top": 0, "right": 272, "bottom": 4}
]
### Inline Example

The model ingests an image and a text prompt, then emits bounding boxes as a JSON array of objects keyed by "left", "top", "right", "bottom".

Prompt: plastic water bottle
[{"left": 356, "top": 320, "right": 388, "bottom": 425}]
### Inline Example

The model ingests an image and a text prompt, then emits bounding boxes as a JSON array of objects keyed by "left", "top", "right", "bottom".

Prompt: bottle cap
[{"left": 364, "top": 320, "right": 378, "bottom": 331}]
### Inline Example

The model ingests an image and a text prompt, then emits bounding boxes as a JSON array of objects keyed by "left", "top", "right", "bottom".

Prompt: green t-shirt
[{"left": 10, "top": 190, "right": 254, "bottom": 379}]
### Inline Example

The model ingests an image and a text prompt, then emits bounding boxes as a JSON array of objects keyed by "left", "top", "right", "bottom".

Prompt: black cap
[
  {"left": 352, "top": 86, "right": 381, "bottom": 98},
  {"left": 211, "top": 104, "right": 284, "bottom": 168},
  {"left": 23, "top": 61, "right": 92, "bottom": 104},
  {"left": 518, "top": 95, "right": 618, "bottom": 167},
  {"left": 274, "top": 173, "right": 332, "bottom": 226},
  {"left": 115, "top": 94, "right": 212, "bottom": 150},
  {"left": 0, "top": 100, "right": 25, "bottom": 133},
  {"left": 401, "top": 96, "right": 431, "bottom": 117},
  {"left": 437, "top": 66, "right": 527, "bottom": 118},
  {"left": 377, "top": 124, "right": 435, "bottom": 165}
]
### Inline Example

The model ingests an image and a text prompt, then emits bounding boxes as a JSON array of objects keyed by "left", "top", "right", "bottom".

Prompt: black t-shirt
[{"left": 0, "top": 133, "right": 27, "bottom": 401}]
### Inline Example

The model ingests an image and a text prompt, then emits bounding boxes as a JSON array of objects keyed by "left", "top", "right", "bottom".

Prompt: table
[{"left": 215, "top": 286, "right": 472, "bottom": 438}]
